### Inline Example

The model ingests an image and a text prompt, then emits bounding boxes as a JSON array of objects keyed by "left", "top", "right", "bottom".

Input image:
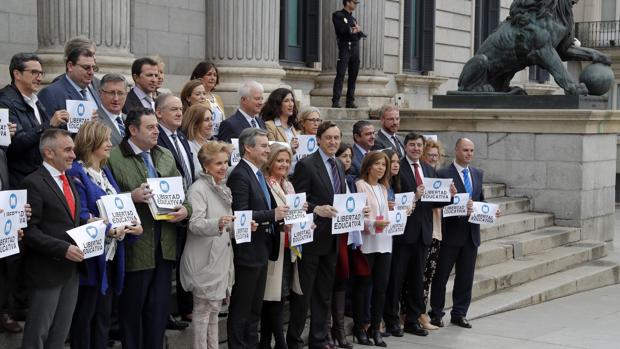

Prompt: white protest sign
[
  {"left": 296, "top": 135, "right": 318, "bottom": 157},
  {"left": 424, "top": 134, "right": 438, "bottom": 142},
  {"left": 269, "top": 141, "right": 290, "bottom": 148},
  {"left": 233, "top": 210, "right": 252, "bottom": 244},
  {"left": 421, "top": 178, "right": 453, "bottom": 202},
  {"left": 386, "top": 209, "right": 407, "bottom": 236},
  {"left": 290, "top": 213, "right": 314, "bottom": 245},
  {"left": 147, "top": 177, "right": 185, "bottom": 210},
  {"left": 0, "top": 109, "right": 11, "bottom": 146},
  {"left": 469, "top": 202, "right": 499, "bottom": 225},
  {"left": 66, "top": 100, "right": 97, "bottom": 133},
  {"left": 98, "top": 193, "right": 141, "bottom": 228},
  {"left": 443, "top": 193, "right": 470, "bottom": 218},
  {"left": 394, "top": 192, "right": 415, "bottom": 211},
  {"left": 66, "top": 220, "right": 106, "bottom": 259},
  {"left": 0, "top": 190, "right": 28, "bottom": 228},
  {"left": 0, "top": 215, "right": 20, "bottom": 259},
  {"left": 284, "top": 193, "right": 307, "bottom": 224},
  {"left": 332, "top": 192, "right": 366, "bottom": 235},
  {"left": 231, "top": 138, "right": 241, "bottom": 166}
]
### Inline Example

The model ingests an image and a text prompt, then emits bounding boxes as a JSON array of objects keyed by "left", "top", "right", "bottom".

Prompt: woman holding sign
[
  {"left": 67, "top": 121, "right": 143, "bottom": 349},
  {"left": 353, "top": 151, "right": 393, "bottom": 347}
]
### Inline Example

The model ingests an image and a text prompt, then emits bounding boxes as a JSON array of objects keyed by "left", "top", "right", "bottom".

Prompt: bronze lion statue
[{"left": 452, "top": 0, "right": 611, "bottom": 95}]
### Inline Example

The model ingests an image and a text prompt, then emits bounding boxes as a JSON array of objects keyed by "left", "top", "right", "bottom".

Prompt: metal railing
[{"left": 575, "top": 20, "right": 620, "bottom": 48}]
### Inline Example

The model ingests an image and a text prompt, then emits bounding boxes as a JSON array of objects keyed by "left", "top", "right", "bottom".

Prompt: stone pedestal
[
  {"left": 36, "top": 0, "right": 134, "bottom": 82},
  {"left": 400, "top": 108, "right": 620, "bottom": 242},
  {"left": 205, "top": 0, "right": 287, "bottom": 106},
  {"left": 310, "top": 0, "right": 392, "bottom": 109}
]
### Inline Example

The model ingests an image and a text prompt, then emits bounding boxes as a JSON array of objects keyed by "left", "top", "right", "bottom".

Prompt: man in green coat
[{"left": 108, "top": 106, "right": 191, "bottom": 349}]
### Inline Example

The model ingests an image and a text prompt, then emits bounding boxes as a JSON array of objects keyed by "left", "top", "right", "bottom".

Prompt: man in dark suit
[
  {"left": 154, "top": 93, "right": 194, "bottom": 329},
  {"left": 123, "top": 57, "right": 160, "bottom": 114},
  {"left": 350, "top": 120, "right": 375, "bottom": 178},
  {"left": 383, "top": 132, "right": 455, "bottom": 337},
  {"left": 227, "top": 128, "right": 288, "bottom": 348},
  {"left": 21, "top": 128, "right": 84, "bottom": 349},
  {"left": 288, "top": 121, "right": 347, "bottom": 349},
  {"left": 372, "top": 105, "right": 405, "bottom": 159},
  {"left": 97, "top": 73, "right": 128, "bottom": 146},
  {"left": 0, "top": 53, "right": 68, "bottom": 189},
  {"left": 430, "top": 138, "right": 500, "bottom": 329},
  {"left": 38, "top": 47, "right": 101, "bottom": 116},
  {"left": 218, "top": 81, "right": 266, "bottom": 143}
]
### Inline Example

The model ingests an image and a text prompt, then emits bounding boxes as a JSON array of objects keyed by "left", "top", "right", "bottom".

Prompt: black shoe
[
  {"left": 380, "top": 331, "right": 391, "bottom": 338},
  {"left": 385, "top": 324, "right": 403, "bottom": 337},
  {"left": 450, "top": 317, "right": 472, "bottom": 328},
  {"left": 369, "top": 329, "right": 387, "bottom": 347},
  {"left": 332, "top": 102, "right": 342, "bottom": 108},
  {"left": 166, "top": 315, "right": 189, "bottom": 331},
  {"left": 403, "top": 322, "right": 428, "bottom": 336},
  {"left": 429, "top": 317, "right": 444, "bottom": 328},
  {"left": 353, "top": 328, "right": 372, "bottom": 345},
  {"left": 345, "top": 102, "right": 358, "bottom": 108}
]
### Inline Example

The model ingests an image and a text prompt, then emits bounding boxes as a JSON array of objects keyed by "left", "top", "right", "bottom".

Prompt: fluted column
[
  {"left": 311, "top": 0, "right": 391, "bottom": 108},
  {"left": 37, "top": 0, "right": 134, "bottom": 82},
  {"left": 206, "top": 0, "right": 287, "bottom": 104}
]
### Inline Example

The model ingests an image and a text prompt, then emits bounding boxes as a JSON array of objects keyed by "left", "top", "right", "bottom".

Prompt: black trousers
[
  {"left": 227, "top": 263, "right": 268, "bottom": 349},
  {"left": 332, "top": 40, "right": 360, "bottom": 104},
  {"left": 260, "top": 300, "right": 286, "bottom": 349},
  {"left": 287, "top": 252, "right": 337, "bottom": 349},
  {"left": 383, "top": 242, "right": 428, "bottom": 328},
  {"left": 176, "top": 226, "right": 193, "bottom": 317},
  {"left": 69, "top": 284, "right": 113, "bottom": 349},
  {"left": 352, "top": 252, "right": 391, "bottom": 331},
  {"left": 429, "top": 237, "right": 478, "bottom": 320}
]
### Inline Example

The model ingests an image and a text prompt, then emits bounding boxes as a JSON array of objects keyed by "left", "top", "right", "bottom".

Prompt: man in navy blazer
[
  {"left": 349, "top": 120, "right": 375, "bottom": 178},
  {"left": 218, "top": 81, "right": 266, "bottom": 143},
  {"left": 227, "top": 128, "right": 287, "bottom": 348},
  {"left": 122, "top": 57, "right": 160, "bottom": 114},
  {"left": 384, "top": 132, "right": 455, "bottom": 337},
  {"left": 371, "top": 105, "right": 405, "bottom": 159},
  {"left": 38, "top": 47, "right": 101, "bottom": 118},
  {"left": 429, "top": 138, "right": 500, "bottom": 329}
]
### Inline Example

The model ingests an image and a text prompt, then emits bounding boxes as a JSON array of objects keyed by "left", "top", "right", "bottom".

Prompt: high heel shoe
[
  {"left": 353, "top": 328, "right": 372, "bottom": 346},
  {"left": 368, "top": 328, "right": 387, "bottom": 347}
]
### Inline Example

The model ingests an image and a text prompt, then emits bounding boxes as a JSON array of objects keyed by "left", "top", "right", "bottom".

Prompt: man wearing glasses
[{"left": 98, "top": 73, "right": 129, "bottom": 146}]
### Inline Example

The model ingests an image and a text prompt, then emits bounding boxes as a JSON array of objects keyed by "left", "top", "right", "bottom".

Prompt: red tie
[
  {"left": 60, "top": 174, "right": 75, "bottom": 219},
  {"left": 413, "top": 163, "right": 423, "bottom": 187}
]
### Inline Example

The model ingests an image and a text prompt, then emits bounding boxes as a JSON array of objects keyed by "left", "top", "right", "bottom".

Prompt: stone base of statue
[{"left": 433, "top": 95, "right": 609, "bottom": 110}]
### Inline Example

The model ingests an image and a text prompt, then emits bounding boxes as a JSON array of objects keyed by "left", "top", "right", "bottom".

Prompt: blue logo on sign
[
  {"left": 401, "top": 195, "right": 408, "bottom": 205},
  {"left": 482, "top": 204, "right": 490, "bottom": 214},
  {"left": 294, "top": 196, "right": 301, "bottom": 208},
  {"left": 159, "top": 180, "right": 170, "bottom": 193},
  {"left": 300, "top": 221, "right": 307, "bottom": 230},
  {"left": 77, "top": 103, "right": 85, "bottom": 116},
  {"left": 114, "top": 197, "right": 124, "bottom": 209},
  {"left": 86, "top": 226, "right": 98, "bottom": 239},
  {"left": 346, "top": 197, "right": 355, "bottom": 213},
  {"left": 9, "top": 193, "right": 17, "bottom": 209},
  {"left": 307, "top": 137, "right": 316, "bottom": 152},
  {"left": 396, "top": 212, "right": 402, "bottom": 223},
  {"left": 454, "top": 196, "right": 460, "bottom": 205},
  {"left": 4, "top": 219, "right": 12, "bottom": 236},
  {"left": 240, "top": 214, "right": 247, "bottom": 226},
  {"left": 433, "top": 180, "right": 442, "bottom": 189}
]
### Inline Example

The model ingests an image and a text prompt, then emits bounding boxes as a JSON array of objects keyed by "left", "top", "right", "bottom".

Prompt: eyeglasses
[
  {"left": 305, "top": 118, "right": 322, "bottom": 123},
  {"left": 22, "top": 69, "right": 45, "bottom": 77},
  {"left": 76, "top": 64, "right": 99, "bottom": 72},
  {"left": 425, "top": 154, "right": 440, "bottom": 159},
  {"left": 100, "top": 90, "right": 127, "bottom": 97}
]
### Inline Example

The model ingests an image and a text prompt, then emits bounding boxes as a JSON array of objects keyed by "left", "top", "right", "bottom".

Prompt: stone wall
[
  {"left": 383, "top": 0, "right": 400, "bottom": 75},
  {"left": 0, "top": 0, "right": 38, "bottom": 86}
]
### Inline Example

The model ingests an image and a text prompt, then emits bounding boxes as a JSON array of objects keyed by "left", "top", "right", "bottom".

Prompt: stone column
[
  {"left": 311, "top": 0, "right": 392, "bottom": 108},
  {"left": 206, "top": 0, "right": 287, "bottom": 106},
  {"left": 36, "top": 0, "right": 134, "bottom": 82}
]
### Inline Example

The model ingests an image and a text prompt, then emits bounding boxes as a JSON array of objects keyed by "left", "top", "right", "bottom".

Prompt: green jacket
[{"left": 108, "top": 139, "right": 192, "bottom": 272}]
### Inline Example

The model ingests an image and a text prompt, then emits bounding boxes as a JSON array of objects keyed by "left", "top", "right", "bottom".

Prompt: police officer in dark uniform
[{"left": 332, "top": 0, "right": 366, "bottom": 109}]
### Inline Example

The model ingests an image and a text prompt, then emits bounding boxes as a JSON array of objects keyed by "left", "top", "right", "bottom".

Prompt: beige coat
[
  {"left": 265, "top": 119, "right": 298, "bottom": 143},
  {"left": 180, "top": 172, "right": 234, "bottom": 300}
]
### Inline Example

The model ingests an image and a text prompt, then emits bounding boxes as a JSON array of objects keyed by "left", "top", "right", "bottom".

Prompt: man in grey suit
[
  {"left": 98, "top": 73, "right": 128, "bottom": 145},
  {"left": 372, "top": 105, "right": 405, "bottom": 159},
  {"left": 21, "top": 128, "right": 84, "bottom": 349}
]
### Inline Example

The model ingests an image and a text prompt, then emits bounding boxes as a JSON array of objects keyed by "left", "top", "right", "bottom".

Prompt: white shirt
[
  {"left": 43, "top": 161, "right": 67, "bottom": 193},
  {"left": 407, "top": 156, "right": 425, "bottom": 182},
  {"left": 102, "top": 106, "right": 122, "bottom": 134},
  {"left": 22, "top": 93, "right": 42, "bottom": 125},
  {"left": 242, "top": 158, "right": 262, "bottom": 183},
  {"left": 318, "top": 148, "right": 337, "bottom": 190},
  {"left": 239, "top": 108, "right": 260, "bottom": 128},
  {"left": 354, "top": 143, "right": 368, "bottom": 157},
  {"left": 127, "top": 139, "right": 147, "bottom": 155},
  {"left": 274, "top": 118, "right": 294, "bottom": 142},
  {"left": 453, "top": 161, "right": 473, "bottom": 189},
  {"left": 159, "top": 124, "right": 192, "bottom": 176},
  {"left": 66, "top": 76, "right": 94, "bottom": 102},
  {"left": 132, "top": 86, "right": 154, "bottom": 110}
]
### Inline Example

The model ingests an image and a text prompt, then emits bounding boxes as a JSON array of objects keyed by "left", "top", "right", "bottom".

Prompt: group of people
[{"left": 0, "top": 30, "right": 499, "bottom": 349}]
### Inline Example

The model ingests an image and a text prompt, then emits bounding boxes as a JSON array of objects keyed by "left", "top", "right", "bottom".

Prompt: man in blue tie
[
  {"left": 226, "top": 128, "right": 289, "bottom": 348},
  {"left": 97, "top": 73, "right": 128, "bottom": 146},
  {"left": 430, "top": 138, "right": 500, "bottom": 329},
  {"left": 217, "top": 81, "right": 266, "bottom": 143}
]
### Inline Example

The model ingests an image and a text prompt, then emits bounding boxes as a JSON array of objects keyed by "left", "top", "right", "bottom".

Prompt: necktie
[
  {"left": 392, "top": 136, "right": 403, "bottom": 158},
  {"left": 140, "top": 152, "right": 158, "bottom": 178},
  {"left": 462, "top": 168, "right": 473, "bottom": 196},
  {"left": 59, "top": 174, "right": 75, "bottom": 219},
  {"left": 413, "top": 163, "right": 423, "bottom": 187},
  {"left": 145, "top": 96, "right": 154, "bottom": 110},
  {"left": 251, "top": 118, "right": 258, "bottom": 128},
  {"left": 80, "top": 89, "right": 88, "bottom": 100},
  {"left": 115, "top": 116, "right": 125, "bottom": 137},
  {"left": 256, "top": 170, "right": 272, "bottom": 209},
  {"left": 171, "top": 133, "right": 192, "bottom": 189},
  {"left": 328, "top": 158, "right": 342, "bottom": 194}
]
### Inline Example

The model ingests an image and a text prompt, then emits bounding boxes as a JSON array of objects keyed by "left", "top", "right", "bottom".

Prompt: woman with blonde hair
[
  {"left": 298, "top": 107, "right": 322, "bottom": 135},
  {"left": 180, "top": 79, "right": 208, "bottom": 113},
  {"left": 181, "top": 103, "right": 214, "bottom": 178},
  {"left": 190, "top": 62, "right": 226, "bottom": 138}
]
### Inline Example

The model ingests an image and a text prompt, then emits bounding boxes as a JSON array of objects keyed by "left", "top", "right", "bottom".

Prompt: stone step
[
  {"left": 442, "top": 240, "right": 607, "bottom": 309},
  {"left": 481, "top": 212, "right": 554, "bottom": 242},
  {"left": 317, "top": 107, "right": 372, "bottom": 120},
  {"left": 482, "top": 183, "right": 506, "bottom": 199},
  {"left": 486, "top": 196, "right": 530, "bottom": 215},
  {"left": 466, "top": 258, "right": 620, "bottom": 320}
]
